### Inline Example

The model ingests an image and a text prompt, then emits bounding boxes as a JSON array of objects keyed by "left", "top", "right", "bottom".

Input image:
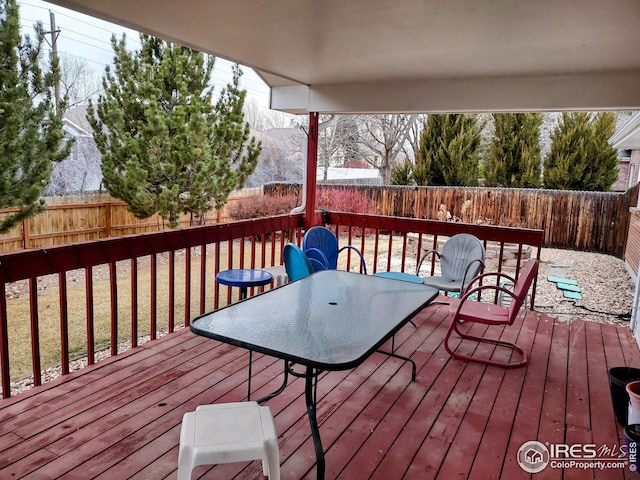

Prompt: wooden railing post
[{"left": 0, "top": 283, "right": 9, "bottom": 398}]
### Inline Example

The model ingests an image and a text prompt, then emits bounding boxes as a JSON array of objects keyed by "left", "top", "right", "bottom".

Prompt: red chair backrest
[{"left": 506, "top": 258, "right": 540, "bottom": 324}]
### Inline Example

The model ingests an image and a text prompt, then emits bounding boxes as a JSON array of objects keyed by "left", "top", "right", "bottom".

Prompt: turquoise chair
[{"left": 283, "top": 243, "right": 315, "bottom": 282}]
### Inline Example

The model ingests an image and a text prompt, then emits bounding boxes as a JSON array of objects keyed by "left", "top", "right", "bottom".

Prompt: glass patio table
[{"left": 191, "top": 269, "right": 438, "bottom": 480}]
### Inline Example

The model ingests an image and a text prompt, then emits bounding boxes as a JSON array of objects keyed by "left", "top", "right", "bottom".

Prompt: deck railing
[{"left": 0, "top": 212, "right": 544, "bottom": 399}]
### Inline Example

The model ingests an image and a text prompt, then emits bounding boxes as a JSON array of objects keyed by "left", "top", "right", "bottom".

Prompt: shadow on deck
[{"left": 1, "top": 299, "right": 638, "bottom": 479}]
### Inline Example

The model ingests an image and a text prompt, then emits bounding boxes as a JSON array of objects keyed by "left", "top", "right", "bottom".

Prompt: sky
[{"left": 16, "top": 0, "right": 271, "bottom": 108}]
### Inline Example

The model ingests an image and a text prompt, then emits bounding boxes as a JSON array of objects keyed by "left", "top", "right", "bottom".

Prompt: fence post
[
  {"left": 22, "top": 219, "right": 30, "bottom": 249},
  {"left": 105, "top": 202, "right": 112, "bottom": 237}
]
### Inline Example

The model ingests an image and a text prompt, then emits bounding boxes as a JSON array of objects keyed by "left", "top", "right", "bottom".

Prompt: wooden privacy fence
[
  {"left": 0, "top": 188, "right": 262, "bottom": 253},
  {"left": 0, "top": 184, "right": 635, "bottom": 257},
  {"left": 265, "top": 183, "right": 639, "bottom": 258}
]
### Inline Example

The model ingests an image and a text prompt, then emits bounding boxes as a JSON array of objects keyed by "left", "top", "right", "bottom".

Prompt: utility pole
[{"left": 46, "top": 11, "right": 61, "bottom": 115}]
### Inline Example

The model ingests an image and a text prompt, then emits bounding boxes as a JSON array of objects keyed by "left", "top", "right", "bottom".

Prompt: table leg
[
  {"left": 247, "top": 351, "right": 253, "bottom": 400},
  {"left": 256, "top": 360, "right": 290, "bottom": 404},
  {"left": 375, "top": 349, "right": 417, "bottom": 381},
  {"left": 240, "top": 286, "right": 248, "bottom": 300},
  {"left": 305, "top": 366, "right": 325, "bottom": 480}
]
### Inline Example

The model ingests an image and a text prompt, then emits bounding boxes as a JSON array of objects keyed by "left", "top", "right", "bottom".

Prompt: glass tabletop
[{"left": 191, "top": 270, "right": 438, "bottom": 371}]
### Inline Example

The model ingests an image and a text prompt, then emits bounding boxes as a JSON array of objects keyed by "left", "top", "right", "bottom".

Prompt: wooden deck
[{"left": 1, "top": 299, "right": 639, "bottom": 479}]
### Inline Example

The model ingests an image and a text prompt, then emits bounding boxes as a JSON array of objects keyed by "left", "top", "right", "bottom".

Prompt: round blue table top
[
  {"left": 216, "top": 269, "right": 274, "bottom": 288},
  {"left": 373, "top": 271, "right": 424, "bottom": 284}
]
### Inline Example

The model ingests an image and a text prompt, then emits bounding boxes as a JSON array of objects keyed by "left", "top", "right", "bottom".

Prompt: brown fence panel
[
  {"left": 0, "top": 184, "right": 635, "bottom": 257},
  {"left": 264, "top": 182, "right": 639, "bottom": 258},
  {"left": 0, "top": 188, "right": 263, "bottom": 253}
]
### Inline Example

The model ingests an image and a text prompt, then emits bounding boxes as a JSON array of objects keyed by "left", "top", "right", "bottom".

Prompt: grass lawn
[
  {"left": 5, "top": 233, "right": 408, "bottom": 385},
  {"left": 5, "top": 239, "right": 286, "bottom": 382}
]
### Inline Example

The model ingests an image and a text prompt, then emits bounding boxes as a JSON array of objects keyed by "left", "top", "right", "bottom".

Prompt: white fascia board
[
  {"left": 270, "top": 85, "right": 310, "bottom": 115},
  {"left": 271, "top": 71, "right": 640, "bottom": 115}
]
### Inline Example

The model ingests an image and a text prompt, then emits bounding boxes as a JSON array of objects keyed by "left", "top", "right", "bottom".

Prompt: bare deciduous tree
[
  {"left": 246, "top": 129, "right": 305, "bottom": 187},
  {"left": 59, "top": 54, "right": 102, "bottom": 106},
  {"left": 357, "top": 114, "right": 419, "bottom": 183}
]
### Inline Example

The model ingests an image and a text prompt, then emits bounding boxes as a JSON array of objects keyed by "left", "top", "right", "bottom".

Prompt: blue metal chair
[
  {"left": 302, "top": 226, "right": 367, "bottom": 274},
  {"left": 283, "top": 243, "right": 315, "bottom": 282}
]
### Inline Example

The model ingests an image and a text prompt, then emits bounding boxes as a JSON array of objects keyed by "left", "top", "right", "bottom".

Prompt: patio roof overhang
[
  {"left": 610, "top": 112, "right": 640, "bottom": 150},
  {"left": 48, "top": 0, "right": 640, "bottom": 115}
]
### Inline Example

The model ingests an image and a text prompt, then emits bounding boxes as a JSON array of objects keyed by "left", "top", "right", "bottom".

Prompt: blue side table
[
  {"left": 215, "top": 268, "right": 274, "bottom": 401},
  {"left": 216, "top": 269, "right": 274, "bottom": 300},
  {"left": 373, "top": 271, "right": 424, "bottom": 284}
]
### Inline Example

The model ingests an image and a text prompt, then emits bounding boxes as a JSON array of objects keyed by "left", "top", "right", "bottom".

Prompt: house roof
[
  {"left": 610, "top": 112, "right": 640, "bottom": 150},
  {"left": 49, "top": 0, "right": 640, "bottom": 114}
]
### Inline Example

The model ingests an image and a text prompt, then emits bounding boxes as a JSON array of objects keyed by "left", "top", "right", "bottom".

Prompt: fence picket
[{"left": 0, "top": 184, "right": 635, "bottom": 257}]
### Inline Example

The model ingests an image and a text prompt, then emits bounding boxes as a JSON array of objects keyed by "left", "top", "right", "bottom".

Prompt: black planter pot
[{"left": 608, "top": 367, "right": 640, "bottom": 425}]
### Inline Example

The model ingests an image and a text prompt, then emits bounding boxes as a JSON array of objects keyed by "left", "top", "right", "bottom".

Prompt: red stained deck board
[
  {"left": 324, "top": 362, "right": 422, "bottom": 479},
  {"left": 565, "top": 321, "right": 596, "bottom": 480},
  {"left": 369, "top": 321, "right": 489, "bottom": 480},
  {"left": 405, "top": 320, "right": 498, "bottom": 478},
  {"left": 619, "top": 325, "right": 640, "bottom": 366},
  {"left": 335, "top": 309, "right": 452, "bottom": 480},
  {"left": 602, "top": 322, "right": 628, "bottom": 369},
  {"left": 405, "top": 361, "right": 487, "bottom": 478},
  {"left": 3, "top": 340, "right": 248, "bottom": 478},
  {"left": 534, "top": 318, "right": 569, "bottom": 480},
  {"left": 585, "top": 322, "right": 626, "bottom": 480},
  {"left": 52, "top": 354, "right": 284, "bottom": 479},
  {"left": 465, "top": 310, "right": 534, "bottom": 480},
  {"left": 501, "top": 311, "right": 554, "bottom": 479},
  {"left": 434, "top": 359, "right": 506, "bottom": 479},
  {"left": 318, "top": 310, "right": 449, "bottom": 479},
  {"left": 291, "top": 309, "right": 450, "bottom": 479},
  {"left": 0, "top": 306, "right": 638, "bottom": 480}
]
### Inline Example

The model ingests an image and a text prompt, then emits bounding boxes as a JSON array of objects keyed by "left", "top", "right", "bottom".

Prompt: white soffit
[{"left": 49, "top": 0, "right": 640, "bottom": 114}]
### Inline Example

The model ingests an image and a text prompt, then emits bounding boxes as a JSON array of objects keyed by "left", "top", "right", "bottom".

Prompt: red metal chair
[{"left": 444, "top": 258, "right": 539, "bottom": 368}]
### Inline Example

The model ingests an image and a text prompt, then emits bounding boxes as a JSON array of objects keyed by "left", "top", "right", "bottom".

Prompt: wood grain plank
[
  {"left": 0, "top": 310, "right": 636, "bottom": 480},
  {"left": 564, "top": 321, "right": 595, "bottom": 480},
  {"left": 501, "top": 311, "right": 552, "bottom": 479},
  {"left": 465, "top": 309, "right": 533, "bottom": 480},
  {"left": 534, "top": 317, "right": 569, "bottom": 480},
  {"left": 585, "top": 321, "right": 626, "bottom": 480}
]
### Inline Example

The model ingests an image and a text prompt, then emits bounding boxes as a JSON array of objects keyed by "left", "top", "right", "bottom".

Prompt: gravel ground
[{"left": 534, "top": 248, "right": 634, "bottom": 326}]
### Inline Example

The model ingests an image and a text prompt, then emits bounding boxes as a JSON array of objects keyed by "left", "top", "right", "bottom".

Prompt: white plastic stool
[
  {"left": 177, "top": 402, "right": 280, "bottom": 480},
  {"left": 262, "top": 265, "right": 288, "bottom": 287}
]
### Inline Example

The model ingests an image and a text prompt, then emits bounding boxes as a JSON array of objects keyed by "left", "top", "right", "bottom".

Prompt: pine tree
[
  {"left": 413, "top": 114, "right": 481, "bottom": 186},
  {"left": 390, "top": 159, "right": 413, "bottom": 185},
  {"left": 543, "top": 112, "right": 618, "bottom": 191},
  {"left": 0, "top": 0, "right": 72, "bottom": 232},
  {"left": 88, "top": 34, "right": 261, "bottom": 228},
  {"left": 485, "top": 113, "right": 542, "bottom": 187}
]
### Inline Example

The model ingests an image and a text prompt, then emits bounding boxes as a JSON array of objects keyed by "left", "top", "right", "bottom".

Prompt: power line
[{"left": 18, "top": 1, "right": 270, "bottom": 102}]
